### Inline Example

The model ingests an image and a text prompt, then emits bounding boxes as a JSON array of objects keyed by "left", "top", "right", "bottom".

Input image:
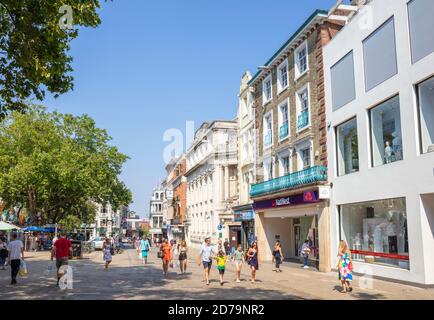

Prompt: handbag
[
  {"left": 157, "top": 251, "right": 164, "bottom": 259},
  {"left": 19, "top": 260, "right": 28, "bottom": 277}
]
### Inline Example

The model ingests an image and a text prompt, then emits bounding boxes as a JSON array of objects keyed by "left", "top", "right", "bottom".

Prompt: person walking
[
  {"left": 177, "top": 240, "right": 188, "bottom": 274},
  {"left": 272, "top": 241, "right": 284, "bottom": 273},
  {"left": 232, "top": 244, "right": 245, "bottom": 283},
  {"left": 139, "top": 236, "right": 151, "bottom": 265},
  {"left": 102, "top": 237, "right": 113, "bottom": 270},
  {"left": 7, "top": 233, "right": 24, "bottom": 285},
  {"left": 0, "top": 237, "right": 8, "bottom": 270},
  {"left": 198, "top": 237, "right": 215, "bottom": 286},
  {"left": 337, "top": 240, "right": 354, "bottom": 293},
  {"left": 246, "top": 241, "right": 259, "bottom": 284},
  {"left": 215, "top": 249, "right": 227, "bottom": 286},
  {"left": 160, "top": 239, "right": 173, "bottom": 277},
  {"left": 51, "top": 232, "right": 72, "bottom": 286},
  {"left": 223, "top": 239, "right": 230, "bottom": 256},
  {"left": 301, "top": 240, "right": 311, "bottom": 269}
]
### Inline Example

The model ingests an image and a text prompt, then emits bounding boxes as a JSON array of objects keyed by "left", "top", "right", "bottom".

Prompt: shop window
[
  {"left": 336, "top": 118, "right": 359, "bottom": 176},
  {"left": 340, "top": 198, "right": 409, "bottom": 269},
  {"left": 370, "top": 95, "right": 403, "bottom": 166},
  {"left": 331, "top": 51, "right": 356, "bottom": 110},
  {"left": 417, "top": 76, "right": 434, "bottom": 154},
  {"left": 363, "top": 17, "right": 398, "bottom": 91},
  {"left": 408, "top": 0, "right": 434, "bottom": 63}
]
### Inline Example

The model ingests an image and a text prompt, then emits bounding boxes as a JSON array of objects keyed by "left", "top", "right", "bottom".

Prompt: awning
[
  {"left": 22, "top": 226, "right": 49, "bottom": 232},
  {"left": 0, "top": 221, "right": 21, "bottom": 231}
]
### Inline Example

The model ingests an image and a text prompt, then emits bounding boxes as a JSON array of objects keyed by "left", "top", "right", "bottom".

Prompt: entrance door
[{"left": 294, "top": 219, "right": 301, "bottom": 257}]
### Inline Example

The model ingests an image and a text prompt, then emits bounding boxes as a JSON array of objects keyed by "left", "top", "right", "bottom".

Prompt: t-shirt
[
  {"left": 234, "top": 250, "right": 244, "bottom": 262},
  {"left": 7, "top": 240, "right": 23, "bottom": 260},
  {"left": 140, "top": 240, "right": 150, "bottom": 251},
  {"left": 54, "top": 237, "right": 72, "bottom": 259},
  {"left": 200, "top": 244, "right": 214, "bottom": 262},
  {"left": 216, "top": 255, "right": 227, "bottom": 269}
]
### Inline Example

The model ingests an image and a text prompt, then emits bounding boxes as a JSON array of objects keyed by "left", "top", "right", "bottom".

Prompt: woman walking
[
  {"left": 0, "top": 237, "right": 8, "bottom": 270},
  {"left": 301, "top": 240, "right": 311, "bottom": 269},
  {"left": 178, "top": 240, "right": 188, "bottom": 274},
  {"left": 246, "top": 242, "right": 259, "bottom": 284},
  {"left": 272, "top": 241, "right": 284, "bottom": 273},
  {"left": 160, "top": 239, "right": 173, "bottom": 277},
  {"left": 102, "top": 237, "right": 113, "bottom": 270},
  {"left": 232, "top": 244, "right": 245, "bottom": 283},
  {"left": 139, "top": 236, "right": 151, "bottom": 265},
  {"left": 337, "top": 240, "right": 354, "bottom": 293}
]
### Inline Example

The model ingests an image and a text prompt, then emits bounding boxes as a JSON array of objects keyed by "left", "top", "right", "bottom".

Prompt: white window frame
[
  {"left": 277, "top": 60, "right": 289, "bottom": 94},
  {"left": 296, "top": 84, "right": 311, "bottom": 133},
  {"left": 295, "top": 40, "right": 309, "bottom": 80},
  {"left": 262, "top": 74, "right": 273, "bottom": 105},
  {"left": 263, "top": 111, "right": 273, "bottom": 150},
  {"left": 263, "top": 156, "right": 273, "bottom": 181},
  {"left": 278, "top": 99, "right": 290, "bottom": 142},
  {"left": 295, "top": 139, "right": 313, "bottom": 171},
  {"left": 278, "top": 149, "right": 291, "bottom": 177}
]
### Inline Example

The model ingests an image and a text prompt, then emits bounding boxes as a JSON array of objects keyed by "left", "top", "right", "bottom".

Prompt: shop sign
[
  {"left": 255, "top": 191, "right": 320, "bottom": 210},
  {"left": 234, "top": 211, "right": 254, "bottom": 222},
  {"left": 318, "top": 186, "right": 331, "bottom": 199}
]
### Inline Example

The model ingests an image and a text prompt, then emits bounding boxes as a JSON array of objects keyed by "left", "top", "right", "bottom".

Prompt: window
[
  {"left": 336, "top": 118, "right": 359, "bottom": 176},
  {"left": 370, "top": 96, "right": 403, "bottom": 166},
  {"left": 363, "top": 17, "right": 398, "bottom": 91},
  {"left": 277, "top": 60, "right": 289, "bottom": 93},
  {"left": 262, "top": 75, "right": 272, "bottom": 104},
  {"left": 295, "top": 40, "right": 308, "bottom": 78},
  {"left": 296, "top": 86, "right": 310, "bottom": 131},
  {"left": 296, "top": 140, "right": 312, "bottom": 171},
  {"left": 278, "top": 151, "right": 291, "bottom": 177},
  {"left": 263, "top": 113, "right": 273, "bottom": 148},
  {"left": 264, "top": 158, "right": 273, "bottom": 181},
  {"left": 331, "top": 51, "right": 356, "bottom": 110},
  {"left": 417, "top": 76, "right": 434, "bottom": 154},
  {"left": 278, "top": 100, "right": 289, "bottom": 140},
  {"left": 301, "top": 148, "right": 311, "bottom": 170},
  {"left": 340, "top": 198, "right": 409, "bottom": 269},
  {"left": 408, "top": 0, "right": 434, "bottom": 63}
]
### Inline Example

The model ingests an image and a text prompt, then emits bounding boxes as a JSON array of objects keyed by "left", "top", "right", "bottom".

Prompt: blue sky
[{"left": 43, "top": 0, "right": 336, "bottom": 217}]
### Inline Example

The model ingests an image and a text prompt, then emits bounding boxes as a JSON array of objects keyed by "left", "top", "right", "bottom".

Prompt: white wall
[{"left": 324, "top": 0, "right": 434, "bottom": 285}]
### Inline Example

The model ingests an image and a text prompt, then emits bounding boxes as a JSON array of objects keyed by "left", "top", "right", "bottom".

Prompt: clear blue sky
[{"left": 43, "top": 0, "right": 336, "bottom": 218}]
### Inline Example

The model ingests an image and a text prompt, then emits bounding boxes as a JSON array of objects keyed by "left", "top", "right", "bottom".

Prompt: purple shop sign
[{"left": 254, "top": 191, "right": 320, "bottom": 210}]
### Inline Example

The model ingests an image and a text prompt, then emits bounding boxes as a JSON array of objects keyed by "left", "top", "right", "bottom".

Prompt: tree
[
  {"left": 0, "top": 105, "right": 132, "bottom": 225},
  {"left": 0, "top": 0, "right": 108, "bottom": 118}
]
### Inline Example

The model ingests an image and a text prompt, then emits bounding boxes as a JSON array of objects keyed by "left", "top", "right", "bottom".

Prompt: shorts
[
  {"left": 235, "top": 261, "right": 243, "bottom": 269},
  {"left": 202, "top": 261, "right": 212, "bottom": 269},
  {"left": 275, "top": 257, "right": 282, "bottom": 268},
  {"left": 142, "top": 250, "right": 148, "bottom": 258},
  {"left": 218, "top": 268, "right": 225, "bottom": 275},
  {"left": 56, "top": 257, "right": 69, "bottom": 270}
]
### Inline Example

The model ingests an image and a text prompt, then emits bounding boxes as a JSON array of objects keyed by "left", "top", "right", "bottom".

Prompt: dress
[
  {"left": 103, "top": 244, "right": 112, "bottom": 262},
  {"left": 338, "top": 253, "right": 353, "bottom": 282},
  {"left": 161, "top": 244, "right": 172, "bottom": 262},
  {"left": 248, "top": 249, "right": 259, "bottom": 270},
  {"left": 178, "top": 247, "right": 187, "bottom": 261},
  {"left": 140, "top": 240, "right": 150, "bottom": 258}
]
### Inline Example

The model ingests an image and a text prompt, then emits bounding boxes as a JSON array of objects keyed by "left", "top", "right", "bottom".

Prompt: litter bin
[{"left": 71, "top": 240, "right": 83, "bottom": 259}]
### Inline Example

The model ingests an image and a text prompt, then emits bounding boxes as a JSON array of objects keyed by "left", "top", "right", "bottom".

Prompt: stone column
[
  {"left": 254, "top": 212, "right": 269, "bottom": 262},
  {"left": 224, "top": 165, "right": 229, "bottom": 200},
  {"left": 318, "top": 203, "right": 331, "bottom": 273}
]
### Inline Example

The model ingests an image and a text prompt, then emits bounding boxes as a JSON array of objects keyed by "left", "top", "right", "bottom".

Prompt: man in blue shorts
[{"left": 198, "top": 237, "right": 215, "bottom": 286}]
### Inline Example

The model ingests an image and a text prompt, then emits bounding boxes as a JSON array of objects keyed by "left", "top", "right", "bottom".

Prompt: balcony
[
  {"left": 279, "top": 122, "right": 289, "bottom": 140},
  {"left": 297, "top": 110, "right": 309, "bottom": 131},
  {"left": 250, "top": 166, "right": 327, "bottom": 197},
  {"left": 264, "top": 132, "right": 272, "bottom": 147}
]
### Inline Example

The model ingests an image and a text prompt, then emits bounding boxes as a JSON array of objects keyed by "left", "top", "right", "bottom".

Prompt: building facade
[
  {"left": 324, "top": 0, "right": 434, "bottom": 285},
  {"left": 93, "top": 203, "right": 122, "bottom": 238},
  {"left": 149, "top": 188, "right": 164, "bottom": 243},
  {"left": 232, "top": 71, "right": 257, "bottom": 251},
  {"left": 249, "top": 9, "right": 347, "bottom": 272},
  {"left": 185, "top": 121, "right": 239, "bottom": 248}
]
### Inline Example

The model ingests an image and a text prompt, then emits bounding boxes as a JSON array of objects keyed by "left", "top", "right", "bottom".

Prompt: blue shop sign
[{"left": 234, "top": 211, "right": 254, "bottom": 222}]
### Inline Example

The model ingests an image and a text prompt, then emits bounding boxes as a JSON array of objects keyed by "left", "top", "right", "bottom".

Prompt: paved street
[{"left": 1, "top": 247, "right": 433, "bottom": 300}]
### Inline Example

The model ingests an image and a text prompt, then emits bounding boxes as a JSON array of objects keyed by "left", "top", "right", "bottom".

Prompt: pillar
[
  {"left": 318, "top": 203, "right": 331, "bottom": 273},
  {"left": 224, "top": 165, "right": 229, "bottom": 200}
]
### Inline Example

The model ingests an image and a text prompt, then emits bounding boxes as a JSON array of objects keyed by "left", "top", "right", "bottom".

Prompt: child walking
[
  {"left": 232, "top": 244, "right": 245, "bottom": 283},
  {"left": 215, "top": 250, "right": 227, "bottom": 286}
]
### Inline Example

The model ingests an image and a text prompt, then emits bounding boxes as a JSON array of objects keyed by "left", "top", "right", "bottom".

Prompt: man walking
[
  {"left": 7, "top": 233, "right": 24, "bottom": 285},
  {"left": 51, "top": 232, "right": 72, "bottom": 286},
  {"left": 198, "top": 237, "right": 215, "bottom": 286}
]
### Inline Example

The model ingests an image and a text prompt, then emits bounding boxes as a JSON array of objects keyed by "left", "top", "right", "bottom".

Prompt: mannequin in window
[
  {"left": 386, "top": 219, "right": 398, "bottom": 254},
  {"left": 392, "top": 131, "right": 402, "bottom": 161},
  {"left": 374, "top": 224, "right": 384, "bottom": 253},
  {"left": 384, "top": 141, "right": 393, "bottom": 164}
]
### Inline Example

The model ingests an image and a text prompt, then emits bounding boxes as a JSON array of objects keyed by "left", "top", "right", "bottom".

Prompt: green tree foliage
[
  {"left": 0, "top": 106, "right": 132, "bottom": 225},
  {"left": 0, "top": 0, "right": 106, "bottom": 118}
]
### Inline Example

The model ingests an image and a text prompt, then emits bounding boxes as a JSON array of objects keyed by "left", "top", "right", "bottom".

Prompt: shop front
[
  {"left": 254, "top": 190, "right": 330, "bottom": 270},
  {"left": 233, "top": 208, "right": 255, "bottom": 252}
]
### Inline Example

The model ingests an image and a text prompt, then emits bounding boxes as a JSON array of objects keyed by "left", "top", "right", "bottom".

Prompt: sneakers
[
  {"left": 10, "top": 279, "right": 17, "bottom": 285},
  {"left": 303, "top": 266, "right": 309, "bottom": 269}
]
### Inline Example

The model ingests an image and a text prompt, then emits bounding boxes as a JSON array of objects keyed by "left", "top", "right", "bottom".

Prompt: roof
[{"left": 249, "top": 9, "right": 329, "bottom": 86}]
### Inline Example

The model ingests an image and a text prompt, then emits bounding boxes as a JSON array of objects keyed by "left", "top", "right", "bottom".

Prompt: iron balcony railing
[
  {"left": 297, "top": 110, "right": 309, "bottom": 131},
  {"left": 279, "top": 122, "right": 289, "bottom": 140},
  {"left": 250, "top": 165, "right": 327, "bottom": 197}
]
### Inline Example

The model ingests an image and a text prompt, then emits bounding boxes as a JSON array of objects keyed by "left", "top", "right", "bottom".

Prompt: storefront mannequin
[
  {"left": 384, "top": 141, "right": 393, "bottom": 164},
  {"left": 386, "top": 219, "right": 398, "bottom": 254}
]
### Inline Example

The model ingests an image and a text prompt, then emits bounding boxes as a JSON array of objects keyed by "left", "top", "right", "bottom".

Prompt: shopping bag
[
  {"left": 19, "top": 260, "right": 28, "bottom": 277},
  {"left": 45, "top": 261, "right": 53, "bottom": 275}
]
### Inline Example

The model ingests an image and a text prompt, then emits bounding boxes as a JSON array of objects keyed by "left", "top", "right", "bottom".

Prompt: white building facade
[
  {"left": 324, "top": 0, "right": 434, "bottom": 285},
  {"left": 185, "top": 121, "right": 239, "bottom": 248},
  {"left": 93, "top": 203, "right": 122, "bottom": 238},
  {"left": 149, "top": 188, "right": 165, "bottom": 243}
]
